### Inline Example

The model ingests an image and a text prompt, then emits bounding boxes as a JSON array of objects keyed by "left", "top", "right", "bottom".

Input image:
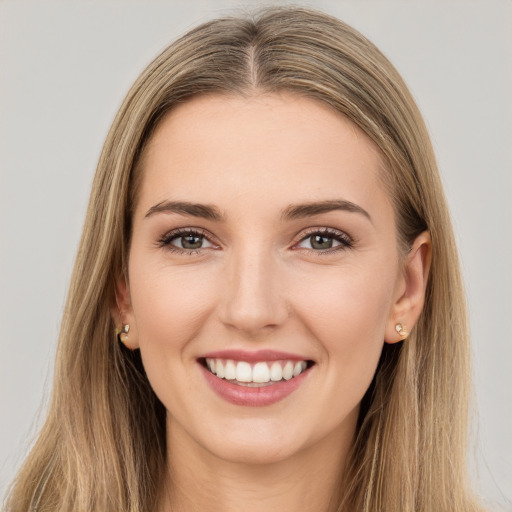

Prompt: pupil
[
  {"left": 311, "top": 235, "right": 333, "bottom": 250},
  {"left": 182, "top": 235, "right": 202, "bottom": 249}
]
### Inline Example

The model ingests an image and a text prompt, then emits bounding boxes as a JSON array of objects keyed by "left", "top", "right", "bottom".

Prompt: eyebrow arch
[
  {"left": 145, "top": 201, "right": 225, "bottom": 221},
  {"left": 281, "top": 199, "right": 372, "bottom": 223},
  {"left": 145, "top": 198, "right": 372, "bottom": 224}
]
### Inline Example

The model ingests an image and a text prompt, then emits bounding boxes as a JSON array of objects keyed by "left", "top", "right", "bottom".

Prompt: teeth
[
  {"left": 253, "top": 362, "right": 270, "bottom": 383},
  {"left": 293, "top": 361, "right": 307, "bottom": 376},
  {"left": 235, "top": 361, "right": 252, "bottom": 382},
  {"left": 205, "top": 358, "right": 309, "bottom": 384},
  {"left": 224, "top": 360, "right": 236, "bottom": 380},
  {"left": 282, "top": 361, "right": 294, "bottom": 380},
  {"left": 270, "top": 361, "right": 283, "bottom": 381},
  {"left": 216, "top": 360, "right": 225, "bottom": 378}
]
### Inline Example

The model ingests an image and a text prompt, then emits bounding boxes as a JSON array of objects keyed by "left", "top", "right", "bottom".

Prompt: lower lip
[{"left": 200, "top": 363, "right": 311, "bottom": 407}]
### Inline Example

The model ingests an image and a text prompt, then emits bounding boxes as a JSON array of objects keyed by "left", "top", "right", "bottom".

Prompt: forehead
[{"left": 137, "top": 93, "right": 390, "bottom": 222}]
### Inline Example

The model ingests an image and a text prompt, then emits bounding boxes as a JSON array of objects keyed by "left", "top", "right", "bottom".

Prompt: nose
[{"left": 218, "top": 245, "right": 289, "bottom": 337}]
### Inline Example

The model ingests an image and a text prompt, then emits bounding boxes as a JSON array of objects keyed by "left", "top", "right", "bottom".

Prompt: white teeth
[
  {"left": 282, "top": 361, "right": 294, "bottom": 380},
  {"left": 235, "top": 361, "right": 252, "bottom": 382},
  {"left": 270, "top": 361, "right": 283, "bottom": 381},
  {"left": 205, "top": 357, "right": 309, "bottom": 384},
  {"left": 252, "top": 362, "right": 270, "bottom": 383},
  {"left": 224, "top": 360, "right": 236, "bottom": 380},
  {"left": 216, "top": 360, "right": 225, "bottom": 378}
]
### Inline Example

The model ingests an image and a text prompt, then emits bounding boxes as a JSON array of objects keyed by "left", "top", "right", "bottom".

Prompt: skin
[{"left": 115, "top": 93, "right": 431, "bottom": 512}]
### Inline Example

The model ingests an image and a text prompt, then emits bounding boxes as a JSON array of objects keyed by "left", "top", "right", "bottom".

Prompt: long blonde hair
[{"left": 5, "top": 7, "right": 482, "bottom": 511}]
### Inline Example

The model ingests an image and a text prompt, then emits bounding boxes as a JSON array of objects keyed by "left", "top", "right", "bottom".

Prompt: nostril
[{"left": 218, "top": 267, "right": 289, "bottom": 333}]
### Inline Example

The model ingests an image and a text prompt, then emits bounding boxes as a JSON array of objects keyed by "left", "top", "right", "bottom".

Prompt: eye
[
  {"left": 158, "top": 228, "right": 216, "bottom": 254},
  {"left": 295, "top": 228, "right": 352, "bottom": 253},
  {"left": 172, "top": 232, "right": 212, "bottom": 250}
]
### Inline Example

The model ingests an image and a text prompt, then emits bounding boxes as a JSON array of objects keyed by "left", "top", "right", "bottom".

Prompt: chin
[
  {"left": 170, "top": 411, "right": 313, "bottom": 467},
  {"left": 205, "top": 433, "right": 305, "bottom": 466}
]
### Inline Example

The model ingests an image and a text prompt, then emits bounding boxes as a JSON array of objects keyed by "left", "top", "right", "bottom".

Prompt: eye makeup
[
  {"left": 292, "top": 227, "right": 354, "bottom": 255},
  {"left": 156, "top": 225, "right": 354, "bottom": 257}
]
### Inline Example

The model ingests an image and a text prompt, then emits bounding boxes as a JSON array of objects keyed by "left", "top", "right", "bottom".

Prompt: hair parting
[{"left": 5, "top": 7, "right": 482, "bottom": 512}]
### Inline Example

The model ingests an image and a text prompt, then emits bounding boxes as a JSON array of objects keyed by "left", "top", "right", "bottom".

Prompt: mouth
[
  {"left": 198, "top": 352, "right": 315, "bottom": 406},
  {"left": 199, "top": 357, "right": 315, "bottom": 387}
]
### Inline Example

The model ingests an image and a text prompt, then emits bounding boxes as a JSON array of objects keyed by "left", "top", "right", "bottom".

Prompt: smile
[
  {"left": 199, "top": 352, "right": 315, "bottom": 406},
  {"left": 204, "top": 358, "right": 309, "bottom": 386}
]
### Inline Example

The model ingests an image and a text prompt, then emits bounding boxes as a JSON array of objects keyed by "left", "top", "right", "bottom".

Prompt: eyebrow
[
  {"left": 145, "top": 201, "right": 224, "bottom": 221},
  {"left": 280, "top": 199, "right": 372, "bottom": 223},
  {"left": 145, "top": 199, "right": 372, "bottom": 223}
]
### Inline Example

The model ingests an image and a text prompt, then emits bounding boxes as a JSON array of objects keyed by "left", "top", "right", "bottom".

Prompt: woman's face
[{"left": 124, "top": 93, "right": 410, "bottom": 464}]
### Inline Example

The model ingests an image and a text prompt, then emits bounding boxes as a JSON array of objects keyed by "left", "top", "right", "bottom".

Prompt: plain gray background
[{"left": 1, "top": 1, "right": 511, "bottom": 509}]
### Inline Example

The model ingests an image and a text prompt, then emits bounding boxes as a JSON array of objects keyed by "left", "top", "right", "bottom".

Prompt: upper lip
[{"left": 200, "top": 349, "right": 312, "bottom": 363}]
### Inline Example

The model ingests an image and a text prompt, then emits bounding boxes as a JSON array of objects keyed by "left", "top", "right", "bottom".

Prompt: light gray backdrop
[{"left": 1, "top": 1, "right": 511, "bottom": 509}]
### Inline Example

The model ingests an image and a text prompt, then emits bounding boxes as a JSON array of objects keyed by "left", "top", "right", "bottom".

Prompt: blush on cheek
[
  {"left": 131, "top": 264, "right": 217, "bottom": 341},
  {"left": 295, "top": 275, "right": 390, "bottom": 402},
  {"left": 296, "top": 273, "right": 390, "bottom": 342}
]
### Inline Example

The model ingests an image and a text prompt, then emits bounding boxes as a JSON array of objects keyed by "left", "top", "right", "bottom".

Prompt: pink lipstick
[{"left": 198, "top": 350, "right": 314, "bottom": 406}]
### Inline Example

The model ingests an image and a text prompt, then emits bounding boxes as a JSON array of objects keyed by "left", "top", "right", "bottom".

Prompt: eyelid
[
  {"left": 156, "top": 225, "right": 354, "bottom": 256},
  {"left": 157, "top": 227, "right": 219, "bottom": 252},
  {"left": 292, "top": 226, "right": 354, "bottom": 253}
]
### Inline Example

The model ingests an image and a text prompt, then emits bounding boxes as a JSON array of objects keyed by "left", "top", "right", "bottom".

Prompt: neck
[{"left": 157, "top": 413, "right": 357, "bottom": 512}]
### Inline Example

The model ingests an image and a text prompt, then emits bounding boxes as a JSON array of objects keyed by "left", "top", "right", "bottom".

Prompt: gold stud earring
[
  {"left": 116, "top": 324, "right": 130, "bottom": 345},
  {"left": 395, "top": 323, "right": 408, "bottom": 339}
]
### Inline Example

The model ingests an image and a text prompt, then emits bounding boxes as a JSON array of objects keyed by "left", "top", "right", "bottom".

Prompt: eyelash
[
  {"left": 295, "top": 227, "right": 353, "bottom": 255},
  {"left": 157, "top": 227, "right": 213, "bottom": 256},
  {"left": 157, "top": 227, "right": 354, "bottom": 256}
]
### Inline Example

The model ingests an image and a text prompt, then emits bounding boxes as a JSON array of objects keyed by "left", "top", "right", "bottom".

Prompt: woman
[{"left": 4, "top": 6, "right": 483, "bottom": 512}]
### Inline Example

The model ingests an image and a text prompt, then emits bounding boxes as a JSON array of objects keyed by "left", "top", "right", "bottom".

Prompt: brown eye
[
  {"left": 310, "top": 234, "right": 335, "bottom": 250},
  {"left": 175, "top": 234, "right": 204, "bottom": 250}
]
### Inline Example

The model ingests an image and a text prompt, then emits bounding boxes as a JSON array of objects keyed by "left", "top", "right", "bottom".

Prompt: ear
[
  {"left": 111, "top": 275, "right": 140, "bottom": 350},
  {"left": 385, "top": 231, "right": 432, "bottom": 344}
]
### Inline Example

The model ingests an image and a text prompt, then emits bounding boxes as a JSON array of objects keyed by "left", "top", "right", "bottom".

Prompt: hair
[{"left": 5, "top": 6, "right": 482, "bottom": 512}]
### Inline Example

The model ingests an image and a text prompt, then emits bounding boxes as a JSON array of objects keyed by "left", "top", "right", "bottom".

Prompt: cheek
[
  {"left": 127, "top": 262, "right": 220, "bottom": 415},
  {"left": 293, "top": 263, "right": 394, "bottom": 341},
  {"left": 127, "top": 259, "right": 219, "bottom": 396},
  {"left": 289, "top": 263, "right": 395, "bottom": 391},
  {"left": 129, "top": 261, "right": 215, "bottom": 344}
]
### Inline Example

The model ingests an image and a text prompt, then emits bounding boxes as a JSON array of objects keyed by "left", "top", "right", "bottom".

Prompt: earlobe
[
  {"left": 115, "top": 323, "right": 131, "bottom": 346},
  {"left": 111, "top": 276, "right": 140, "bottom": 350},
  {"left": 385, "top": 231, "right": 432, "bottom": 344}
]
